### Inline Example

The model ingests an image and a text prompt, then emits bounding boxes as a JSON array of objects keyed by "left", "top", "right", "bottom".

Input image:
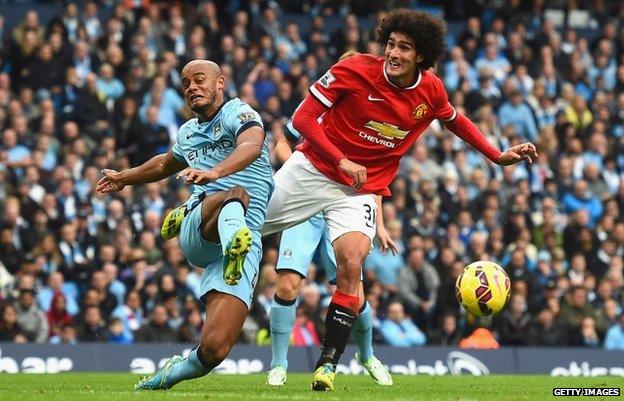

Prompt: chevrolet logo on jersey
[{"left": 365, "top": 121, "right": 409, "bottom": 140}]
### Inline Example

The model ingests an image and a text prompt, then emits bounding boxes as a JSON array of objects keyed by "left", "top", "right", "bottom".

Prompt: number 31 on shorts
[{"left": 364, "top": 204, "right": 376, "bottom": 228}]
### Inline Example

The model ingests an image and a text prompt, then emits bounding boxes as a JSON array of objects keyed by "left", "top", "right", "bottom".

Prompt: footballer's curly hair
[{"left": 376, "top": 9, "right": 446, "bottom": 70}]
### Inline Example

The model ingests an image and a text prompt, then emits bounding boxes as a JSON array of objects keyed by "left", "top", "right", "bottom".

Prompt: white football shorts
[{"left": 262, "top": 151, "right": 377, "bottom": 243}]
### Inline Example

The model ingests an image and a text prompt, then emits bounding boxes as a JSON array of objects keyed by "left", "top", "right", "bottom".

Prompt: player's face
[
  {"left": 384, "top": 32, "right": 420, "bottom": 87},
  {"left": 181, "top": 67, "right": 223, "bottom": 114}
]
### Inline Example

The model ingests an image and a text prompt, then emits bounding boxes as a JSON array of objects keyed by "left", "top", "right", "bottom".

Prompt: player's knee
[
  {"left": 276, "top": 272, "right": 302, "bottom": 300},
  {"left": 336, "top": 249, "right": 365, "bottom": 273},
  {"left": 225, "top": 186, "right": 250, "bottom": 208},
  {"left": 200, "top": 336, "right": 232, "bottom": 365}
]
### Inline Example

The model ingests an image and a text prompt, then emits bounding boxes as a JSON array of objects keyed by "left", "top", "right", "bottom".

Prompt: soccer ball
[{"left": 455, "top": 261, "right": 511, "bottom": 316}]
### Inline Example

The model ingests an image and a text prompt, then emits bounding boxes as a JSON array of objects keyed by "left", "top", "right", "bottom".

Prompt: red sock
[{"left": 331, "top": 290, "right": 360, "bottom": 315}]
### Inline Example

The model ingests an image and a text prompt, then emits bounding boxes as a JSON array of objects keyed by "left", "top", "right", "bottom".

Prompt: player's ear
[
  {"left": 216, "top": 75, "right": 225, "bottom": 91},
  {"left": 415, "top": 54, "right": 423, "bottom": 63}
]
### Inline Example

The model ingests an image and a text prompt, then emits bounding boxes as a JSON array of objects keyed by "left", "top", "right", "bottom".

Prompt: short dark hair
[{"left": 376, "top": 9, "right": 446, "bottom": 70}]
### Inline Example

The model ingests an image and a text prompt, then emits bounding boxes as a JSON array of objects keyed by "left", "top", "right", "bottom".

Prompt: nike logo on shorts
[
  {"left": 334, "top": 309, "right": 354, "bottom": 318},
  {"left": 368, "top": 95, "right": 384, "bottom": 102}
]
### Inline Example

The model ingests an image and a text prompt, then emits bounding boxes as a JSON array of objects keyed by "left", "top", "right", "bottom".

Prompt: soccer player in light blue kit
[
  {"left": 266, "top": 114, "right": 394, "bottom": 386},
  {"left": 97, "top": 60, "right": 273, "bottom": 390}
]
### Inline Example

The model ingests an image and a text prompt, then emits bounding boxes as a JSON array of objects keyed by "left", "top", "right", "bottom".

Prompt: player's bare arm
[
  {"left": 274, "top": 135, "right": 296, "bottom": 164},
  {"left": 375, "top": 195, "right": 398, "bottom": 255},
  {"left": 96, "top": 150, "right": 187, "bottom": 193},
  {"left": 178, "top": 125, "right": 265, "bottom": 185}
]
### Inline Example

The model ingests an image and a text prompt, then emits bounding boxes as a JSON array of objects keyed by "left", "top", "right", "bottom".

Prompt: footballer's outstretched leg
[{"left": 135, "top": 292, "right": 248, "bottom": 390}]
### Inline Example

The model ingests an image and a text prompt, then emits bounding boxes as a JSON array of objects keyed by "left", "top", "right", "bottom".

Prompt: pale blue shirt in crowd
[
  {"left": 364, "top": 241, "right": 405, "bottom": 286},
  {"left": 498, "top": 101, "right": 539, "bottom": 141},
  {"left": 140, "top": 88, "right": 185, "bottom": 128},
  {"left": 604, "top": 323, "right": 624, "bottom": 350},
  {"left": 380, "top": 318, "right": 427, "bottom": 347},
  {"left": 96, "top": 78, "right": 125, "bottom": 101},
  {"left": 37, "top": 285, "right": 80, "bottom": 316}
]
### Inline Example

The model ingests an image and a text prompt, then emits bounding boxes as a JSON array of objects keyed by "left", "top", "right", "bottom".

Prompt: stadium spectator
[
  {"left": 49, "top": 321, "right": 78, "bottom": 345},
  {"left": 77, "top": 304, "right": 105, "bottom": 342},
  {"left": 604, "top": 313, "right": 624, "bottom": 350},
  {"left": 105, "top": 317, "right": 132, "bottom": 344},
  {"left": 396, "top": 248, "right": 440, "bottom": 322},
  {"left": 102, "top": 262, "right": 125, "bottom": 306},
  {"left": 559, "top": 286, "right": 607, "bottom": 346},
  {"left": 134, "top": 304, "right": 178, "bottom": 343},
  {"left": 496, "top": 293, "right": 531, "bottom": 345},
  {"left": 96, "top": 63, "right": 125, "bottom": 103},
  {"left": 578, "top": 316, "right": 602, "bottom": 347},
  {"left": 111, "top": 289, "right": 143, "bottom": 341},
  {"left": 380, "top": 302, "right": 426, "bottom": 347},
  {"left": 525, "top": 307, "right": 568, "bottom": 346},
  {"left": 292, "top": 306, "right": 321, "bottom": 346},
  {"left": 46, "top": 292, "right": 73, "bottom": 338},
  {"left": 14, "top": 288, "right": 49, "bottom": 343},
  {"left": 428, "top": 312, "right": 461, "bottom": 346},
  {"left": 178, "top": 306, "right": 203, "bottom": 343},
  {"left": 364, "top": 218, "right": 404, "bottom": 295},
  {"left": 562, "top": 180, "right": 604, "bottom": 227},
  {"left": 89, "top": 269, "right": 118, "bottom": 319},
  {"left": 0, "top": 303, "right": 28, "bottom": 342},
  {"left": 498, "top": 89, "right": 539, "bottom": 141}
]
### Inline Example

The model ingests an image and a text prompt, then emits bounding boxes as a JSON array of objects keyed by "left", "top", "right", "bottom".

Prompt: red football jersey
[{"left": 298, "top": 53, "right": 456, "bottom": 196}]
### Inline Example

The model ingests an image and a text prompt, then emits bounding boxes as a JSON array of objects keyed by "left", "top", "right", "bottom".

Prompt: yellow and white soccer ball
[{"left": 455, "top": 261, "right": 511, "bottom": 317}]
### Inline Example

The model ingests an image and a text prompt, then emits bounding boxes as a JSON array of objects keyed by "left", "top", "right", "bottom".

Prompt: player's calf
[{"left": 314, "top": 290, "right": 360, "bottom": 370}]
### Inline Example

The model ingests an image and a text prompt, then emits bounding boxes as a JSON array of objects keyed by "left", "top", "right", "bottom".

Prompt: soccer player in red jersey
[{"left": 262, "top": 9, "right": 538, "bottom": 391}]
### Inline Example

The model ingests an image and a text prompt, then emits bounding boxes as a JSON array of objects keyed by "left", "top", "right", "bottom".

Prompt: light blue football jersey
[{"left": 171, "top": 98, "right": 274, "bottom": 231}]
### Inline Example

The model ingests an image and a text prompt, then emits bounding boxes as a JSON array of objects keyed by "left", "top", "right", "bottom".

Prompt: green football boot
[
  {"left": 160, "top": 205, "right": 187, "bottom": 240},
  {"left": 222, "top": 226, "right": 252, "bottom": 285},
  {"left": 311, "top": 363, "right": 336, "bottom": 391}
]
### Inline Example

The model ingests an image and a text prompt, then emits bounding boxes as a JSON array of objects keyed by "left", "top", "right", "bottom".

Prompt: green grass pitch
[{"left": 0, "top": 373, "right": 621, "bottom": 401}]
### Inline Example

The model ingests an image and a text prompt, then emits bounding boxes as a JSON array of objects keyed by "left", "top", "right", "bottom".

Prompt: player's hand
[
  {"left": 338, "top": 158, "right": 367, "bottom": 190},
  {"left": 498, "top": 142, "right": 538, "bottom": 166},
  {"left": 177, "top": 168, "right": 219, "bottom": 185},
  {"left": 377, "top": 224, "right": 399, "bottom": 255},
  {"left": 96, "top": 169, "right": 125, "bottom": 193}
]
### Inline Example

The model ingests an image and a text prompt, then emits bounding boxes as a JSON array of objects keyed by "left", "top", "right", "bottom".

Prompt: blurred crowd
[{"left": 0, "top": 0, "right": 623, "bottom": 351}]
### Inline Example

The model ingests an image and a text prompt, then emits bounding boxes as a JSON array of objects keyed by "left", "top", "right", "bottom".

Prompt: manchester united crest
[{"left": 412, "top": 103, "right": 428, "bottom": 120}]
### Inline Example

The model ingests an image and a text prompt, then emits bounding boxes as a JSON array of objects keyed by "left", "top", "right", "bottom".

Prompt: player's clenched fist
[
  {"left": 97, "top": 169, "right": 125, "bottom": 193},
  {"left": 177, "top": 168, "right": 219, "bottom": 185},
  {"left": 338, "top": 158, "right": 367, "bottom": 190}
]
